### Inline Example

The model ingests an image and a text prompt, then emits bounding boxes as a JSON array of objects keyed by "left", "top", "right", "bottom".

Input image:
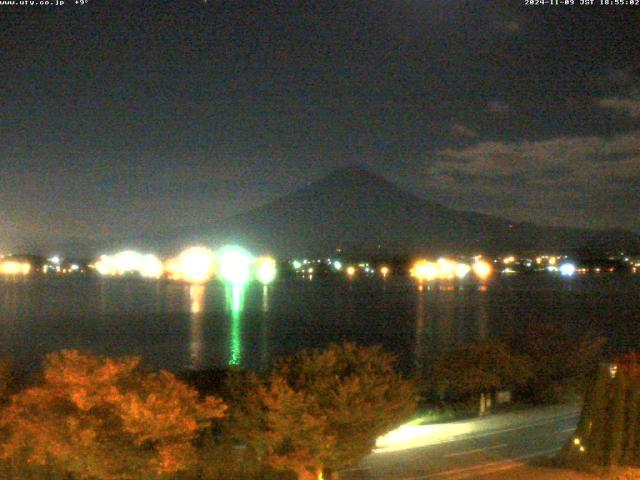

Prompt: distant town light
[
  {"left": 559, "top": 263, "right": 576, "bottom": 277},
  {"left": 380, "top": 265, "right": 390, "bottom": 277},
  {"left": 436, "top": 258, "right": 456, "bottom": 279},
  {"left": 333, "top": 260, "right": 343, "bottom": 271},
  {"left": 454, "top": 263, "right": 471, "bottom": 279},
  {"left": 346, "top": 266, "right": 356, "bottom": 277},
  {"left": 412, "top": 260, "right": 438, "bottom": 282},
  {"left": 0, "top": 261, "right": 31, "bottom": 275},
  {"left": 472, "top": 260, "right": 492, "bottom": 280}
]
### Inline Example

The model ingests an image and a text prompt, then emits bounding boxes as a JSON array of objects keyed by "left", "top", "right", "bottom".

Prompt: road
[{"left": 341, "top": 404, "right": 581, "bottom": 480}]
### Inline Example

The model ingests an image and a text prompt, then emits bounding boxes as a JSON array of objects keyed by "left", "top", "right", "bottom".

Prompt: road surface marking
[
  {"left": 444, "top": 443, "right": 507, "bottom": 458},
  {"left": 404, "top": 446, "right": 563, "bottom": 479},
  {"left": 468, "top": 447, "right": 563, "bottom": 479},
  {"left": 561, "top": 427, "right": 575, "bottom": 433}
]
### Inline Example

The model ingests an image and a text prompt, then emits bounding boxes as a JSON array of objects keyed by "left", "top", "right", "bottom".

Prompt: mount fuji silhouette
[{"left": 154, "top": 165, "right": 639, "bottom": 257}]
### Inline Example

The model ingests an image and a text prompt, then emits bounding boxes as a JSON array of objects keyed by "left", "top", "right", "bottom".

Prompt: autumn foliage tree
[
  {"left": 0, "top": 350, "right": 226, "bottom": 480},
  {"left": 425, "top": 341, "right": 532, "bottom": 403},
  {"left": 227, "top": 343, "right": 417, "bottom": 480},
  {"left": 520, "top": 323, "right": 605, "bottom": 402}
]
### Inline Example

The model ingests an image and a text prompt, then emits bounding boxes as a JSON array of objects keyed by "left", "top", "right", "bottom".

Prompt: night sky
[{"left": 1, "top": 1, "right": 639, "bottom": 253}]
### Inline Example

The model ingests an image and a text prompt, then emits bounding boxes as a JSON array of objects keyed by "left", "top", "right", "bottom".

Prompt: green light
[
  {"left": 226, "top": 283, "right": 246, "bottom": 366},
  {"left": 218, "top": 246, "right": 253, "bottom": 285},
  {"left": 292, "top": 260, "right": 302, "bottom": 270}
]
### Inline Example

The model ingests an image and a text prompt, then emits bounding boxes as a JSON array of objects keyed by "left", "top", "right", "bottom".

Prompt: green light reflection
[{"left": 226, "top": 282, "right": 247, "bottom": 366}]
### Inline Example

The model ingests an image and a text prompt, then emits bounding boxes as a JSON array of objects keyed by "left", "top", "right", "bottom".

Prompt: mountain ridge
[{"left": 156, "top": 165, "right": 640, "bottom": 256}]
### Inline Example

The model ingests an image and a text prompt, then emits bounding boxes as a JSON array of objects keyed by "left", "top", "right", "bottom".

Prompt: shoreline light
[
  {"left": 256, "top": 256, "right": 277, "bottom": 285},
  {"left": 559, "top": 262, "right": 576, "bottom": 277},
  {"left": 218, "top": 246, "right": 253, "bottom": 285},
  {"left": 454, "top": 263, "right": 471, "bottom": 279},
  {"left": 411, "top": 260, "right": 438, "bottom": 282},
  {"left": 472, "top": 260, "right": 492, "bottom": 280},
  {"left": 95, "top": 251, "right": 164, "bottom": 279},
  {"left": 0, "top": 261, "right": 31, "bottom": 275},
  {"left": 166, "top": 247, "right": 216, "bottom": 284}
]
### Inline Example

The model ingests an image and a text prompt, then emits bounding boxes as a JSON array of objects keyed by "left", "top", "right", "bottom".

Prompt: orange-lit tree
[
  {"left": 425, "top": 341, "right": 532, "bottom": 405},
  {"left": 227, "top": 343, "right": 417, "bottom": 480},
  {"left": 0, "top": 350, "right": 226, "bottom": 479}
]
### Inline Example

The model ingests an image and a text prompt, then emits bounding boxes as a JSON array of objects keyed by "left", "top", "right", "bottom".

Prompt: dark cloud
[
  {"left": 486, "top": 100, "right": 511, "bottom": 114},
  {"left": 597, "top": 97, "right": 640, "bottom": 118},
  {"left": 425, "top": 133, "right": 640, "bottom": 230},
  {"left": 450, "top": 124, "right": 478, "bottom": 139}
]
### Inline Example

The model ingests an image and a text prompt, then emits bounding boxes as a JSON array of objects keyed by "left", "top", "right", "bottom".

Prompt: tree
[
  {"left": 520, "top": 323, "right": 605, "bottom": 401},
  {"left": 425, "top": 341, "right": 532, "bottom": 404},
  {"left": 227, "top": 343, "right": 417, "bottom": 480},
  {"left": 0, "top": 349, "right": 226, "bottom": 480},
  {"left": 0, "top": 359, "right": 11, "bottom": 402},
  {"left": 563, "top": 355, "right": 640, "bottom": 469}
]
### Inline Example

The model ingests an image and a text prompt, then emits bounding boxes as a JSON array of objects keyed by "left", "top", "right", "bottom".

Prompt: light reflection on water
[
  {"left": 188, "top": 284, "right": 205, "bottom": 369},
  {"left": 225, "top": 283, "right": 246, "bottom": 367},
  {"left": 0, "top": 275, "right": 639, "bottom": 375},
  {"left": 261, "top": 285, "right": 270, "bottom": 369}
]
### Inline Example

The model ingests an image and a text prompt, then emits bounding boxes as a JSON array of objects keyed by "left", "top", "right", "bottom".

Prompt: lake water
[{"left": 1, "top": 274, "right": 639, "bottom": 375}]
